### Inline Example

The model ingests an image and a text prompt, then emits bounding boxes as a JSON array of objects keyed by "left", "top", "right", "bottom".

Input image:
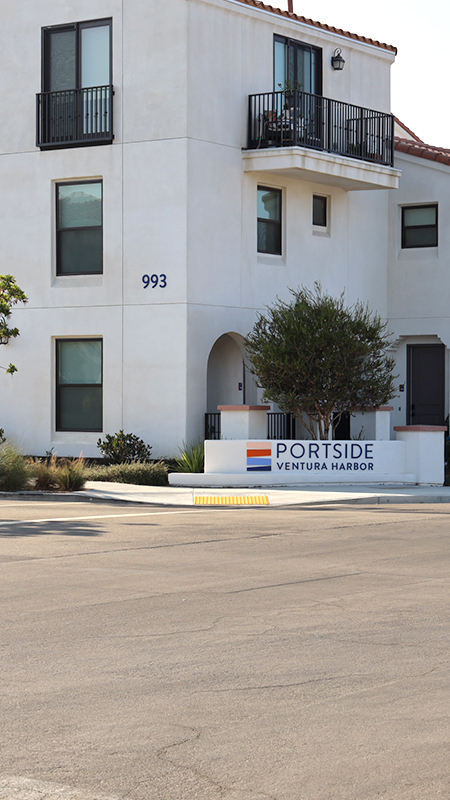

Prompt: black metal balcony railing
[
  {"left": 36, "top": 86, "right": 113, "bottom": 148},
  {"left": 248, "top": 90, "right": 394, "bottom": 167}
]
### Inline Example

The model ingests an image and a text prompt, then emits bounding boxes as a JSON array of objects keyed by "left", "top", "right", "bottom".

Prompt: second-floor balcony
[
  {"left": 245, "top": 90, "right": 399, "bottom": 191},
  {"left": 36, "top": 86, "right": 114, "bottom": 149},
  {"left": 248, "top": 90, "right": 394, "bottom": 166}
]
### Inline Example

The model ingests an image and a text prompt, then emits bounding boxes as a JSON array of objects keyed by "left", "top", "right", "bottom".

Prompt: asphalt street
[{"left": 0, "top": 498, "right": 449, "bottom": 800}]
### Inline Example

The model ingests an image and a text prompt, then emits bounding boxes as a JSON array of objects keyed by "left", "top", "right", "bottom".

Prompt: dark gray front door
[{"left": 407, "top": 344, "right": 445, "bottom": 425}]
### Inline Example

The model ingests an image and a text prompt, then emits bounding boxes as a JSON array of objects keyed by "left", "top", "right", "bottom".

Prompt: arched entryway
[{"left": 206, "top": 332, "right": 258, "bottom": 412}]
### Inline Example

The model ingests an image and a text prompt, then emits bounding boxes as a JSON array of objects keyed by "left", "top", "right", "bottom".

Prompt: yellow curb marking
[{"left": 194, "top": 495, "right": 269, "bottom": 506}]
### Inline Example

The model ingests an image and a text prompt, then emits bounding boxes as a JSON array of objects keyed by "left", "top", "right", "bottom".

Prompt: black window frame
[
  {"left": 273, "top": 35, "right": 323, "bottom": 96},
  {"left": 312, "top": 194, "right": 327, "bottom": 227},
  {"left": 56, "top": 338, "right": 103, "bottom": 432},
  {"left": 37, "top": 19, "right": 113, "bottom": 150},
  {"left": 56, "top": 180, "right": 103, "bottom": 276},
  {"left": 257, "top": 185, "right": 282, "bottom": 256},
  {"left": 42, "top": 18, "right": 112, "bottom": 93},
  {"left": 401, "top": 204, "right": 438, "bottom": 249}
]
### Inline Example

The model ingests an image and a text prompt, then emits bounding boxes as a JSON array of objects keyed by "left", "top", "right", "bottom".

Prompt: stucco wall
[{"left": 0, "top": 0, "right": 403, "bottom": 457}]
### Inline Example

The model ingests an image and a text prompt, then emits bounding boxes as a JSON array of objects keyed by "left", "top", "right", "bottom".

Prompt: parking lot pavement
[
  {"left": 1, "top": 499, "right": 450, "bottom": 799},
  {"left": 0, "top": 775, "right": 119, "bottom": 800}
]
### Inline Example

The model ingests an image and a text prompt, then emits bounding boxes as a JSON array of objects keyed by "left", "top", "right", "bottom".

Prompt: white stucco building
[{"left": 0, "top": 0, "right": 448, "bottom": 457}]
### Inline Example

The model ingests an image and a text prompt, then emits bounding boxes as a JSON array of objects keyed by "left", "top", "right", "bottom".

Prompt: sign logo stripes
[{"left": 247, "top": 442, "right": 272, "bottom": 472}]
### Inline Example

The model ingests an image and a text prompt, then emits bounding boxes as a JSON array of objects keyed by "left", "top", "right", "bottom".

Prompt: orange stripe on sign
[{"left": 247, "top": 449, "right": 271, "bottom": 457}]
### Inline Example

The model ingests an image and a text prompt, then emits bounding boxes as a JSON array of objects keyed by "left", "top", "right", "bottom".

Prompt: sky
[{"left": 277, "top": 0, "right": 450, "bottom": 149}]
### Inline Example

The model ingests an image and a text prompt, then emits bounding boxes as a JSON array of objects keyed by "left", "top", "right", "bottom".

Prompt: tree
[
  {"left": 0, "top": 274, "right": 28, "bottom": 375},
  {"left": 244, "top": 284, "right": 396, "bottom": 440}
]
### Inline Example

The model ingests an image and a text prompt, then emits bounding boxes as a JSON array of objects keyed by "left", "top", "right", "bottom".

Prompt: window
[
  {"left": 38, "top": 19, "right": 112, "bottom": 147},
  {"left": 402, "top": 205, "right": 438, "bottom": 248},
  {"left": 273, "top": 36, "right": 322, "bottom": 147},
  {"left": 56, "top": 181, "right": 103, "bottom": 275},
  {"left": 43, "top": 19, "right": 111, "bottom": 93},
  {"left": 274, "top": 36, "right": 322, "bottom": 95},
  {"left": 56, "top": 339, "right": 102, "bottom": 431},
  {"left": 313, "top": 195, "right": 327, "bottom": 227},
  {"left": 258, "top": 186, "right": 282, "bottom": 255}
]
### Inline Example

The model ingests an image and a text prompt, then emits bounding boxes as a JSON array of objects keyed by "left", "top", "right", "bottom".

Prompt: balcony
[
  {"left": 36, "top": 86, "right": 113, "bottom": 149},
  {"left": 245, "top": 91, "right": 400, "bottom": 191}
]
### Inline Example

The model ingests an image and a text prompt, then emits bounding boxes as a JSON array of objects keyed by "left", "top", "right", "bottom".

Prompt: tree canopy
[
  {"left": 244, "top": 284, "right": 396, "bottom": 440},
  {"left": 0, "top": 274, "right": 28, "bottom": 375}
]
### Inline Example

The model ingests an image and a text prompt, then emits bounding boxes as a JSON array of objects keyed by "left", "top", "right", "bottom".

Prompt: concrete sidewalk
[{"left": 79, "top": 480, "right": 450, "bottom": 506}]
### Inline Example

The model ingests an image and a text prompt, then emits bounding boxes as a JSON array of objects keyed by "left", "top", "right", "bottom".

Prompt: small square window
[
  {"left": 56, "top": 339, "right": 103, "bottom": 431},
  {"left": 257, "top": 186, "right": 282, "bottom": 255},
  {"left": 402, "top": 204, "right": 438, "bottom": 248},
  {"left": 313, "top": 195, "right": 327, "bottom": 227},
  {"left": 56, "top": 181, "right": 103, "bottom": 275}
]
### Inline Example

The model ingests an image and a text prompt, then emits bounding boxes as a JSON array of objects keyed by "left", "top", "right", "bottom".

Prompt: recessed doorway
[{"left": 407, "top": 344, "right": 445, "bottom": 425}]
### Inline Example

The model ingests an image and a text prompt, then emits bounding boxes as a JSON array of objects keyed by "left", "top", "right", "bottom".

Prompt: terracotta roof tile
[
  {"left": 394, "top": 118, "right": 423, "bottom": 142},
  {"left": 395, "top": 137, "right": 450, "bottom": 167},
  {"left": 230, "top": 0, "right": 397, "bottom": 53}
]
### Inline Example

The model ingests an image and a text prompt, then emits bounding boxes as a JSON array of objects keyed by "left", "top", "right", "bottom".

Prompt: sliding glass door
[{"left": 274, "top": 36, "right": 322, "bottom": 95}]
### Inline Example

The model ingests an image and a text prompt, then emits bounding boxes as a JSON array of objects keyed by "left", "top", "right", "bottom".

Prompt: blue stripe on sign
[
  {"left": 247, "top": 465, "right": 272, "bottom": 472},
  {"left": 247, "top": 457, "right": 271, "bottom": 467}
]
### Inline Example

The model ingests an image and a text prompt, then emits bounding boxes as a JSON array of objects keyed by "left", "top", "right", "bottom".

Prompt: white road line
[{"left": 0, "top": 509, "right": 204, "bottom": 527}]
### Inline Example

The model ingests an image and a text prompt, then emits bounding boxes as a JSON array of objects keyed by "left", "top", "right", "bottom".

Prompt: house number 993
[{"left": 142, "top": 274, "right": 167, "bottom": 288}]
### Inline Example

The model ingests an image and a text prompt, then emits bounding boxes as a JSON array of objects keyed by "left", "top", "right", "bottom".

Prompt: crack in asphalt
[
  {"left": 194, "top": 665, "right": 447, "bottom": 702},
  {"left": 119, "top": 724, "right": 279, "bottom": 800},
  {"left": 0, "top": 532, "right": 281, "bottom": 563},
  {"left": 196, "top": 675, "right": 340, "bottom": 693},
  {"left": 118, "top": 725, "right": 226, "bottom": 799},
  {"left": 225, "top": 571, "right": 363, "bottom": 593}
]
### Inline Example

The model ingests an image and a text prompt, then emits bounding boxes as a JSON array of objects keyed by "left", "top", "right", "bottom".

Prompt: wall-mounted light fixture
[{"left": 331, "top": 48, "right": 345, "bottom": 71}]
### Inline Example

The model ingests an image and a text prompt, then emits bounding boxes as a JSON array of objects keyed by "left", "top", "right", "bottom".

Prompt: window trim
[
  {"left": 55, "top": 180, "right": 103, "bottom": 276},
  {"left": 56, "top": 338, "right": 103, "bottom": 432},
  {"left": 257, "top": 185, "right": 282, "bottom": 256},
  {"left": 401, "top": 204, "right": 438, "bottom": 249}
]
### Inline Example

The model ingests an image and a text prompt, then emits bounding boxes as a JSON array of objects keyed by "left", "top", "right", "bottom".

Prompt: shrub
[
  {"left": 28, "top": 455, "right": 87, "bottom": 492},
  {"left": 0, "top": 441, "right": 30, "bottom": 491},
  {"left": 97, "top": 430, "right": 153, "bottom": 464},
  {"left": 29, "top": 455, "right": 60, "bottom": 490},
  {"left": 55, "top": 458, "right": 87, "bottom": 491},
  {"left": 85, "top": 461, "right": 168, "bottom": 486},
  {"left": 0, "top": 428, "right": 5, "bottom": 445},
  {"left": 173, "top": 439, "right": 204, "bottom": 473}
]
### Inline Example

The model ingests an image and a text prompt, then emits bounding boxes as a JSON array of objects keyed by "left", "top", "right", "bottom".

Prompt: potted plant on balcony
[
  {"left": 277, "top": 80, "right": 306, "bottom": 143},
  {"left": 278, "top": 79, "right": 303, "bottom": 110}
]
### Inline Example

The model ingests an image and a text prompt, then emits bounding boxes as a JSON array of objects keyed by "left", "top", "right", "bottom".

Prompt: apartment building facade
[{"left": 0, "top": 0, "right": 447, "bottom": 457}]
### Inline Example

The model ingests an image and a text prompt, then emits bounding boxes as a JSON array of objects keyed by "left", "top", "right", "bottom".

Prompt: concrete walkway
[{"left": 79, "top": 480, "right": 450, "bottom": 506}]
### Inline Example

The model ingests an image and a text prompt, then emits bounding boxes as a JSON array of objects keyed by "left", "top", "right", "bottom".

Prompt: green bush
[
  {"left": 85, "top": 460, "right": 168, "bottom": 486},
  {"left": 0, "top": 441, "right": 30, "bottom": 491},
  {"left": 97, "top": 430, "right": 153, "bottom": 464},
  {"left": 0, "top": 428, "right": 5, "bottom": 445},
  {"left": 173, "top": 439, "right": 204, "bottom": 473}
]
